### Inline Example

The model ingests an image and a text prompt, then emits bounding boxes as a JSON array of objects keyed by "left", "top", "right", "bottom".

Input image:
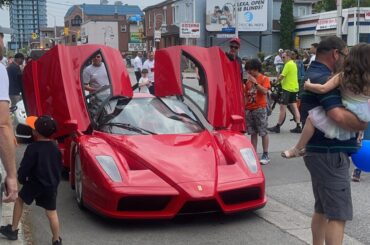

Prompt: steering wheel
[{"left": 86, "top": 85, "right": 110, "bottom": 100}]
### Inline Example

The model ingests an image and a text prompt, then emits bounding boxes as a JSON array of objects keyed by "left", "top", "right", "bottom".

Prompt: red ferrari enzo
[{"left": 22, "top": 44, "right": 266, "bottom": 219}]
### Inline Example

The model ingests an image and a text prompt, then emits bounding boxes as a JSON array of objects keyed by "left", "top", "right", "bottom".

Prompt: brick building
[
  {"left": 64, "top": 4, "right": 143, "bottom": 52},
  {"left": 143, "top": 0, "right": 180, "bottom": 51}
]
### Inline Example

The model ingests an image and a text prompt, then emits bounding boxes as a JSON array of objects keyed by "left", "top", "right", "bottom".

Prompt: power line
[{"left": 47, "top": 1, "right": 73, "bottom": 7}]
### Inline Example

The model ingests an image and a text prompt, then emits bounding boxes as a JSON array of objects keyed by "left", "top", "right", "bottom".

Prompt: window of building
[
  {"left": 71, "top": 15, "right": 82, "bottom": 26},
  {"left": 120, "top": 25, "right": 127, "bottom": 32},
  {"left": 148, "top": 13, "right": 152, "bottom": 29},
  {"left": 172, "top": 6, "right": 176, "bottom": 24},
  {"left": 297, "top": 6, "right": 307, "bottom": 17},
  {"left": 163, "top": 7, "right": 167, "bottom": 25},
  {"left": 65, "top": 21, "right": 69, "bottom": 27}
]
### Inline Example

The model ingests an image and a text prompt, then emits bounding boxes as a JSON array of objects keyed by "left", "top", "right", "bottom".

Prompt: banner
[
  {"left": 316, "top": 18, "right": 337, "bottom": 30},
  {"left": 206, "top": 0, "right": 268, "bottom": 32},
  {"left": 130, "top": 32, "right": 143, "bottom": 43},
  {"left": 128, "top": 43, "right": 146, "bottom": 52}
]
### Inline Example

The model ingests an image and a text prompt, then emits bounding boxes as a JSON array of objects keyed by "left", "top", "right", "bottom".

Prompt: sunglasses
[
  {"left": 338, "top": 50, "right": 347, "bottom": 57},
  {"left": 230, "top": 45, "right": 239, "bottom": 49},
  {"left": 94, "top": 55, "right": 102, "bottom": 59}
]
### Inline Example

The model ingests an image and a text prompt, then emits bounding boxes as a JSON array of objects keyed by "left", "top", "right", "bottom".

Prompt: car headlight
[
  {"left": 240, "top": 148, "right": 258, "bottom": 173},
  {"left": 95, "top": 156, "right": 122, "bottom": 182}
]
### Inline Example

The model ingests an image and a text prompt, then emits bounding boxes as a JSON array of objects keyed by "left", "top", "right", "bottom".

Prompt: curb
[
  {"left": 0, "top": 165, "right": 26, "bottom": 245},
  {"left": 1, "top": 202, "right": 25, "bottom": 245}
]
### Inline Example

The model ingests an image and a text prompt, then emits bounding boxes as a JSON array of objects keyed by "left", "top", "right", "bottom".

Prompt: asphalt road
[{"left": 16, "top": 70, "right": 370, "bottom": 245}]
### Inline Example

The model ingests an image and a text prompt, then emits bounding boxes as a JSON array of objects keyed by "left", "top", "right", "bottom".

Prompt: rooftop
[{"left": 65, "top": 4, "right": 143, "bottom": 17}]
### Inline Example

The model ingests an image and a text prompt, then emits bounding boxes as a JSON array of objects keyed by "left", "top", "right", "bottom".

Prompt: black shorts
[
  {"left": 19, "top": 184, "right": 57, "bottom": 211},
  {"left": 279, "top": 89, "right": 298, "bottom": 105}
]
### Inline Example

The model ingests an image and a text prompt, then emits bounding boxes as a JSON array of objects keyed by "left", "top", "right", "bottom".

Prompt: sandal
[{"left": 281, "top": 147, "right": 305, "bottom": 158}]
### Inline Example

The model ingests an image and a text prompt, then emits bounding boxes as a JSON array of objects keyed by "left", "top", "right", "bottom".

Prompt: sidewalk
[{"left": 0, "top": 165, "right": 25, "bottom": 245}]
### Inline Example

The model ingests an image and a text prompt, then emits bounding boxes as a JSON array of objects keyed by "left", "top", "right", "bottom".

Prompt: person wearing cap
[
  {"left": 7, "top": 53, "right": 25, "bottom": 106},
  {"left": 273, "top": 49, "right": 284, "bottom": 75},
  {"left": 300, "top": 36, "right": 367, "bottom": 245},
  {"left": 226, "top": 37, "right": 243, "bottom": 82},
  {"left": 0, "top": 30, "right": 18, "bottom": 203},
  {"left": 0, "top": 115, "right": 63, "bottom": 245}
]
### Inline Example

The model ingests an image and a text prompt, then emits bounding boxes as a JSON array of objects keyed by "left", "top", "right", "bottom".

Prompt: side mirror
[
  {"left": 62, "top": 120, "right": 78, "bottom": 134},
  {"left": 230, "top": 115, "right": 244, "bottom": 124},
  {"left": 228, "top": 114, "right": 245, "bottom": 132}
]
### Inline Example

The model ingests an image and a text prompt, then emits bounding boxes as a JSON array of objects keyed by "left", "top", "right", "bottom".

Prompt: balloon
[{"left": 351, "top": 140, "right": 370, "bottom": 172}]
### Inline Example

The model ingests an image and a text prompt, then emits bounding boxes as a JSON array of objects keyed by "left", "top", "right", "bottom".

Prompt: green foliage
[
  {"left": 280, "top": 0, "right": 295, "bottom": 50},
  {"left": 0, "top": 0, "right": 12, "bottom": 8},
  {"left": 314, "top": 0, "right": 337, "bottom": 12},
  {"left": 314, "top": 0, "right": 370, "bottom": 12},
  {"left": 6, "top": 50, "right": 14, "bottom": 57},
  {"left": 257, "top": 52, "right": 265, "bottom": 62},
  {"left": 343, "top": 0, "right": 370, "bottom": 7}
]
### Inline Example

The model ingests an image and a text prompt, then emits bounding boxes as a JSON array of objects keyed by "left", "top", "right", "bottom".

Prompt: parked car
[{"left": 21, "top": 44, "right": 266, "bottom": 219}]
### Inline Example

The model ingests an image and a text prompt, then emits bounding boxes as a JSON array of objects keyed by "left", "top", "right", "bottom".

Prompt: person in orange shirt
[{"left": 244, "top": 59, "right": 271, "bottom": 164}]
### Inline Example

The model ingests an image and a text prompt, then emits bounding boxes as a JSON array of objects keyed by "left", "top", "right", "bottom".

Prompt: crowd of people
[
  {"left": 0, "top": 30, "right": 369, "bottom": 245},
  {"left": 239, "top": 36, "right": 370, "bottom": 245}
]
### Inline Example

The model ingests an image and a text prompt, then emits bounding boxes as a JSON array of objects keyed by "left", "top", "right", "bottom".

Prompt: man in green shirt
[{"left": 268, "top": 50, "right": 302, "bottom": 133}]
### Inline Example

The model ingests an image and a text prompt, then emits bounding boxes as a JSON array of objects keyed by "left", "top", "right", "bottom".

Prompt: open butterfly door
[{"left": 155, "top": 46, "right": 245, "bottom": 132}]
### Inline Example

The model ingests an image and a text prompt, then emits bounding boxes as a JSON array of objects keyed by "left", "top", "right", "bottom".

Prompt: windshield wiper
[{"left": 99, "top": 122, "right": 157, "bottom": 135}]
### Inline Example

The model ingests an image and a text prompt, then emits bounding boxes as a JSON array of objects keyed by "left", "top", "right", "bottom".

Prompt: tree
[
  {"left": 280, "top": 0, "right": 295, "bottom": 50},
  {"left": 0, "top": 0, "right": 12, "bottom": 8},
  {"left": 314, "top": 0, "right": 370, "bottom": 12}
]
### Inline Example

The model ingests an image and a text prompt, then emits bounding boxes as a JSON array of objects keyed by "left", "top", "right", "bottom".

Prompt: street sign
[
  {"left": 128, "top": 43, "right": 147, "bottom": 52},
  {"left": 154, "top": 30, "right": 161, "bottom": 39},
  {"left": 180, "top": 23, "right": 200, "bottom": 38},
  {"left": 216, "top": 33, "right": 237, "bottom": 38}
]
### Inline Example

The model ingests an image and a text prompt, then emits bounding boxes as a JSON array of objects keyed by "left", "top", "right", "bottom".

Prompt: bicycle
[{"left": 267, "top": 79, "right": 298, "bottom": 126}]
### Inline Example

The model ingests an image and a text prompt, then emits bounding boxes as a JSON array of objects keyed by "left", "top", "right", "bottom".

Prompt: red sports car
[{"left": 22, "top": 44, "right": 266, "bottom": 219}]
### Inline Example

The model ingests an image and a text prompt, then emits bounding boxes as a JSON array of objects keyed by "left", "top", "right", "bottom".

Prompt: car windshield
[{"left": 97, "top": 97, "right": 204, "bottom": 135}]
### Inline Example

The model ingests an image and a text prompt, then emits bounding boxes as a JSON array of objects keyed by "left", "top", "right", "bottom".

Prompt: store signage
[
  {"left": 180, "top": 23, "right": 200, "bottom": 38},
  {"left": 316, "top": 18, "right": 337, "bottom": 30},
  {"left": 128, "top": 43, "right": 146, "bottom": 51}
]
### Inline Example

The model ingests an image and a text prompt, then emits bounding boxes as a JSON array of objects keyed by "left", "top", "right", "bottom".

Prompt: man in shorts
[
  {"left": 301, "top": 36, "right": 368, "bottom": 245},
  {"left": 244, "top": 59, "right": 271, "bottom": 164},
  {"left": 268, "top": 50, "right": 302, "bottom": 133}
]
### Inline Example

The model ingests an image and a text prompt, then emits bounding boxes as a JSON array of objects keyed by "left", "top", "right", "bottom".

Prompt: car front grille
[
  {"left": 117, "top": 195, "right": 172, "bottom": 211},
  {"left": 220, "top": 187, "right": 260, "bottom": 205},
  {"left": 178, "top": 199, "right": 221, "bottom": 214}
]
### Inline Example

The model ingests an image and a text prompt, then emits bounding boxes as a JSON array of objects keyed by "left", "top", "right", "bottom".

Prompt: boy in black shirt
[{"left": 0, "top": 115, "right": 62, "bottom": 245}]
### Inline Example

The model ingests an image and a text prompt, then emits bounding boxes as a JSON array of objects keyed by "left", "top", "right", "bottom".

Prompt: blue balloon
[{"left": 352, "top": 140, "right": 370, "bottom": 172}]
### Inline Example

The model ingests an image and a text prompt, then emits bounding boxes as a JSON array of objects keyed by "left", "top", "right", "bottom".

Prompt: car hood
[{"left": 108, "top": 131, "right": 218, "bottom": 184}]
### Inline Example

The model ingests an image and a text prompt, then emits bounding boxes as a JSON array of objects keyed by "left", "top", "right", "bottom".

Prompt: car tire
[{"left": 74, "top": 152, "right": 85, "bottom": 209}]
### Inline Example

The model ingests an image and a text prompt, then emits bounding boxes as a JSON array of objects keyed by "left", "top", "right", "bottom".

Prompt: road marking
[{"left": 255, "top": 198, "right": 364, "bottom": 245}]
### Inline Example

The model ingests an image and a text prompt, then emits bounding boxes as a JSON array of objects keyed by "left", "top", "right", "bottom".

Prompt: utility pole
[
  {"left": 357, "top": 0, "right": 360, "bottom": 44},
  {"left": 235, "top": 0, "right": 239, "bottom": 38},
  {"left": 336, "top": 0, "right": 342, "bottom": 38}
]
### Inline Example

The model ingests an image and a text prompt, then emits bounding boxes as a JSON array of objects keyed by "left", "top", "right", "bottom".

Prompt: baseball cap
[
  {"left": 26, "top": 115, "right": 57, "bottom": 137},
  {"left": 229, "top": 37, "right": 240, "bottom": 46},
  {"left": 278, "top": 48, "right": 283, "bottom": 53}
]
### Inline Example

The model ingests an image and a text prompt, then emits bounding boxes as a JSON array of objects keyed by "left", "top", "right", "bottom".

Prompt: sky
[{"left": 0, "top": 0, "right": 162, "bottom": 44}]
